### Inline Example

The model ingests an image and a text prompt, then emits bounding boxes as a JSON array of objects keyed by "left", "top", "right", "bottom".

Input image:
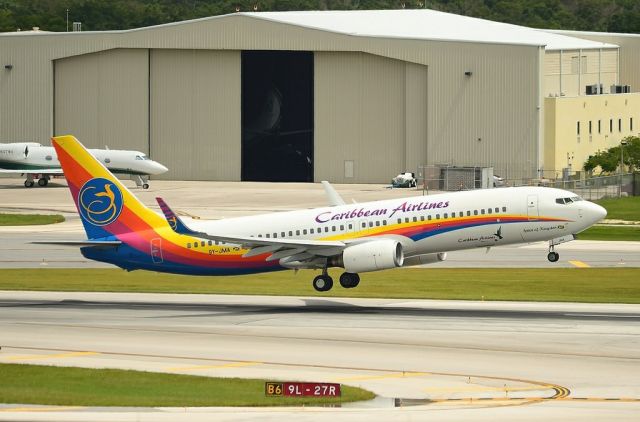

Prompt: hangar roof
[{"left": 241, "top": 9, "right": 617, "bottom": 50}]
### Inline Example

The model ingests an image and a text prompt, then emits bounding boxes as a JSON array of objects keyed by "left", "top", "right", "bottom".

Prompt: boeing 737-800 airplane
[
  {"left": 0, "top": 142, "right": 168, "bottom": 188},
  {"left": 43, "top": 135, "right": 606, "bottom": 292}
]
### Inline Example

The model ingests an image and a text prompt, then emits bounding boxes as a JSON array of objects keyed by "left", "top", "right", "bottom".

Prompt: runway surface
[{"left": 1, "top": 292, "right": 639, "bottom": 421}]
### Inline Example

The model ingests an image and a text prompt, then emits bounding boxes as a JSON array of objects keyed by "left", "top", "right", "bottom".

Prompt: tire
[
  {"left": 24, "top": 180, "right": 34, "bottom": 188},
  {"left": 143, "top": 183, "right": 149, "bottom": 189},
  {"left": 313, "top": 275, "right": 333, "bottom": 292},
  {"left": 38, "top": 178, "right": 48, "bottom": 187},
  {"left": 339, "top": 272, "right": 360, "bottom": 288},
  {"left": 547, "top": 252, "right": 559, "bottom": 262}
]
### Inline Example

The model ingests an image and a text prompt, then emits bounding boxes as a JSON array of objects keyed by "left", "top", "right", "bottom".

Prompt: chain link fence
[{"left": 417, "top": 164, "right": 638, "bottom": 200}]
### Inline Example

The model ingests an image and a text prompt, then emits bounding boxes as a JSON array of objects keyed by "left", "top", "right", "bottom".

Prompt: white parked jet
[
  {"left": 0, "top": 142, "right": 168, "bottom": 188},
  {"left": 44, "top": 135, "right": 606, "bottom": 293}
]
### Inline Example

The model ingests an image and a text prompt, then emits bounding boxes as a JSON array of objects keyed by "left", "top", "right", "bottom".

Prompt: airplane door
[
  {"left": 150, "top": 238, "right": 163, "bottom": 264},
  {"left": 527, "top": 195, "right": 539, "bottom": 221}
]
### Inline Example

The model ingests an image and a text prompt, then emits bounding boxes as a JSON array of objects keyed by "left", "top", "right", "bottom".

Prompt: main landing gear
[
  {"left": 312, "top": 269, "right": 360, "bottom": 292},
  {"left": 23, "top": 174, "right": 49, "bottom": 188},
  {"left": 547, "top": 245, "right": 559, "bottom": 262}
]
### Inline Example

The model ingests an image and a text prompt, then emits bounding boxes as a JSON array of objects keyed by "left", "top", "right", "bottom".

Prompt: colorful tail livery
[{"left": 42, "top": 135, "right": 606, "bottom": 290}]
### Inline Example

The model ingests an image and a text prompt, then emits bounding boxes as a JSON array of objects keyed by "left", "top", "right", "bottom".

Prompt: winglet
[
  {"left": 156, "top": 197, "right": 197, "bottom": 235},
  {"left": 321, "top": 181, "right": 346, "bottom": 207}
]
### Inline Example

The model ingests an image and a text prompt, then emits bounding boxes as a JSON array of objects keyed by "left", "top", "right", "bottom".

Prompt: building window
[
  {"left": 631, "top": 118, "right": 634, "bottom": 132},
  {"left": 619, "top": 118, "right": 622, "bottom": 132},
  {"left": 610, "top": 119, "right": 613, "bottom": 133},
  {"left": 577, "top": 121, "right": 580, "bottom": 135},
  {"left": 598, "top": 120, "right": 601, "bottom": 134},
  {"left": 588, "top": 121, "right": 592, "bottom": 134}
]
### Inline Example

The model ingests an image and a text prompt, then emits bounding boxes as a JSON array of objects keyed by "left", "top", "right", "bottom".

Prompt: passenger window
[
  {"left": 273, "top": 233, "right": 277, "bottom": 238},
  {"left": 332, "top": 226, "right": 336, "bottom": 232},
  {"left": 369, "top": 222, "right": 373, "bottom": 227},
  {"left": 444, "top": 213, "right": 448, "bottom": 218},
  {"left": 428, "top": 215, "right": 432, "bottom": 220},
  {"left": 325, "top": 227, "right": 329, "bottom": 233},
  {"left": 481, "top": 209, "right": 485, "bottom": 214},
  {"left": 397, "top": 218, "right": 402, "bottom": 224},
  {"left": 436, "top": 214, "right": 440, "bottom": 219},
  {"left": 405, "top": 218, "right": 410, "bottom": 223},
  {"left": 382, "top": 220, "right": 387, "bottom": 226},
  {"left": 201, "top": 241, "right": 205, "bottom": 247},
  {"left": 420, "top": 216, "right": 424, "bottom": 221},
  {"left": 375, "top": 221, "right": 380, "bottom": 227},
  {"left": 288, "top": 231, "right": 293, "bottom": 236},
  {"left": 362, "top": 222, "right": 366, "bottom": 228},
  {"left": 281, "top": 232, "right": 285, "bottom": 237},
  {"left": 487, "top": 208, "right": 492, "bottom": 214},
  {"left": 304, "top": 229, "right": 308, "bottom": 235},
  {"left": 208, "top": 240, "right": 212, "bottom": 246},
  {"left": 296, "top": 230, "right": 300, "bottom": 236},
  {"left": 193, "top": 242, "right": 197, "bottom": 248},
  {"left": 340, "top": 225, "right": 344, "bottom": 231},
  {"left": 467, "top": 211, "right": 471, "bottom": 216},
  {"left": 502, "top": 207, "right": 507, "bottom": 212},
  {"left": 348, "top": 224, "right": 353, "bottom": 229},
  {"left": 258, "top": 234, "right": 262, "bottom": 238},
  {"left": 187, "top": 243, "right": 191, "bottom": 248},
  {"left": 413, "top": 217, "right": 417, "bottom": 222},
  {"left": 266, "top": 234, "right": 270, "bottom": 238},
  {"left": 495, "top": 207, "right": 499, "bottom": 213},
  {"left": 474, "top": 210, "right": 478, "bottom": 215}
]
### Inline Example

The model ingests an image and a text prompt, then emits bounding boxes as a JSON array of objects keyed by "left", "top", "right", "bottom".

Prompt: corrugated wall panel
[
  {"left": 405, "top": 62, "right": 428, "bottom": 173},
  {"left": 150, "top": 49, "right": 240, "bottom": 181},
  {"left": 315, "top": 52, "right": 406, "bottom": 183},
  {"left": 54, "top": 49, "right": 148, "bottom": 152}
]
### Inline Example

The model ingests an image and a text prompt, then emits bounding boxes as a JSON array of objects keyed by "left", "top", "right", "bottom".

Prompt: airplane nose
[
  {"left": 149, "top": 161, "right": 169, "bottom": 175},
  {"left": 588, "top": 202, "right": 607, "bottom": 222}
]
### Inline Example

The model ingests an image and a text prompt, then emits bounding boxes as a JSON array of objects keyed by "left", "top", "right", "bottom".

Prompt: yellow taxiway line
[
  {"left": 166, "top": 361, "right": 261, "bottom": 371},
  {"left": 2, "top": 351, "right": 99, "bottom": 361},
  {"left": 569, "top": 260, "right": 590, "bottom": 268}
]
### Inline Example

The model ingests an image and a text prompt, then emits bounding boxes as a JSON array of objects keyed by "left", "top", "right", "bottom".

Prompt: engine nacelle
[
  {"left": 339, "top": 240, "right": 404, "bottom": 273},
  {"left": 402, "top": 252, "right": 447, "bottom": 267}
]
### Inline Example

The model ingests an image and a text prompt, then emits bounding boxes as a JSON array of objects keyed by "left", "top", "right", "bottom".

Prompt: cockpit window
[{"left": 556, "top": 196, "right": 583, "bottom": 205}]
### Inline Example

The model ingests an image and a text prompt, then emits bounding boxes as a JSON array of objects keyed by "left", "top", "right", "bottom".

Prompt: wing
[
  {"left": 156, "top": 197, "right": 348, "bottom": 269},
  {"left": 0, "top": 168, "right": 64, "bottom": 174},
  {"left": 321, "top": 181, "right": 346, "bottom": 206}
]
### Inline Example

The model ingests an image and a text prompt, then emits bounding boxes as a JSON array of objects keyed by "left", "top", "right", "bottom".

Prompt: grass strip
[
  {"left": 0, "top": 363, "right": 373, "bottom": 407},
  {"left": 1, "top": 268, "right": 639, "bottom": 303},
  {"left": 578, "top": 225, "right": 640, "bottom": 241},
  {"left": 595, "top": 196, "right": 640, "bottom": 221},
  {"left": 0, "top": 213, "right": 64, "bottom": 226}
]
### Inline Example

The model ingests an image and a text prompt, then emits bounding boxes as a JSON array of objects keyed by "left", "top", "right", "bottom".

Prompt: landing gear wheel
[
  {"left": 142, "top": 183, "right": 149, "bottom": 189},
  {"left": 339, "top": 272, "right": 360, "bottom": 289},
  {"left": 313, "top": 275, "right": 333, "bottom": 292},
  {"left": 24, "top": 180, "right": 34, "bottom": 188},
  {"left": 37, "top": 178, "right": 48, "bottom": 187},
  {"left": 547, "top": 252, "right": 559, "bottom": 262}
]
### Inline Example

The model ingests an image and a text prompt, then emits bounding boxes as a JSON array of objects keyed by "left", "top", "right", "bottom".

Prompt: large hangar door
[{"left": 241, "top": 51, "right": 314, "bottom": 182}]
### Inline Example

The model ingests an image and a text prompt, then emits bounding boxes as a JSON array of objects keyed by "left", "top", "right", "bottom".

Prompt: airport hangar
[{"left": 0, "top": 9, "right": 638, "bottom": 184}]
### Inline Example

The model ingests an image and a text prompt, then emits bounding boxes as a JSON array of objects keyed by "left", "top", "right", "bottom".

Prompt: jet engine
[
  {"left": 330, "top": 240, "right": 404, "bottom": 273},
  {"left": 402, "top": 253, "right": 447, "bottom": 267}
]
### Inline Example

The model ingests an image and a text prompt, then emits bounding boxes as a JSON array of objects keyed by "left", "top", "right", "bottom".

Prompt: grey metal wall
[
  {"left": 552, "top": 31, "right": 640, "bottom": 92},
  {"left": 54, "top": 48, "right": 148, "bottom": 152},
  {"left": 0, "top": 14, "right": 542, "bottom": 181},
  {"left": 150, "top": 49, "right": 240, "bottom": 181}
]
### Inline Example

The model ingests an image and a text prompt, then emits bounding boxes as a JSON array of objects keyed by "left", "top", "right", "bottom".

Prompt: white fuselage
[
  {"left": 184, "top": 186, "right": 606, "bottom": 260},
  {"left": 0, "top": 142, "right": 167, "bottom": 176}
]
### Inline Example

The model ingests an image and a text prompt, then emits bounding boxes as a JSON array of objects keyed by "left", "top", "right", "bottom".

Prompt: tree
[{"left": 583, "top": 136, "right": 640, "bottom": 174}]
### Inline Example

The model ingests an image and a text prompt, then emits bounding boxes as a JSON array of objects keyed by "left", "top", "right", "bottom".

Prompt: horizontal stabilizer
[
  {"left": 156, "top": 197, "right": 197, "bottom": 235},
  {"left": 32, "top": 240, "right": 122, "bottom": 247}
]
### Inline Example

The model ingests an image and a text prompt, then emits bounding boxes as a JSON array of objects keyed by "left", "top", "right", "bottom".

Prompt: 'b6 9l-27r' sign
[{"left": 265, "top": 382, "right": 341, "bottom": 397}]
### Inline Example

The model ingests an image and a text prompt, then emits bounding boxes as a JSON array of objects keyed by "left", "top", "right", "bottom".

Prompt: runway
[{"left": 1, "top": 292, "right": 639, "bottom": 421}]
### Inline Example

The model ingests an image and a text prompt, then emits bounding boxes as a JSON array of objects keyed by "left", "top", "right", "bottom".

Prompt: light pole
[{"left": 619, "top": 140, "right": 628, "bottom": 197}]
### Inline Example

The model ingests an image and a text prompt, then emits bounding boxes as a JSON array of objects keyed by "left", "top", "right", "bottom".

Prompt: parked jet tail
[{"left": 52, "top": 135, "right": 169, "bottom": 240}]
